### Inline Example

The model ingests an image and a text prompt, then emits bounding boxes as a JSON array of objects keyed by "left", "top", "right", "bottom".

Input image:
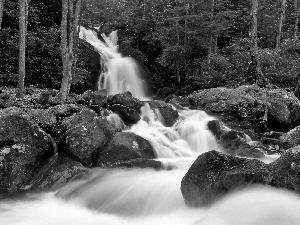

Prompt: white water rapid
[{"left": 79, "top": 27, "right": 148, "bottom": 99}]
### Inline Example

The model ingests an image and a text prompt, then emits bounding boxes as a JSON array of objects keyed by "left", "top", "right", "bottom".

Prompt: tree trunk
[
  {"left": 294, "top": 0, "right": 299, "bottom": 38},
  {"left": 17, "top": 0, "right": 27, "bottom": 98},
  {"left": 213, "top": 33, "right": 218, "bottom": 55},
  {"left": 0, "top": 0, "right": 5, "bottom": 30},
  {"left": 184, "top": 3, "right": 189, "bottom": 50},
  {"left": 250, "top": 0, "right": 263, "bottom": 84},
  {"left": 59, "top": 0, "right": 82, "bottom": 101},
  {"left": 295, "top": 77, "right": 300, "bottom": 99},
  {"left": 275, "top": 0, "right": 286, "bottom": 50},
  {"left": 207, "top": 0, "right": 214, "bottom": 65}
]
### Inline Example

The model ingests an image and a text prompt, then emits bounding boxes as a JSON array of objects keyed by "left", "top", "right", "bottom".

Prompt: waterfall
[{"left": 79, "top": 26, "right": 148, "bottom": 99}]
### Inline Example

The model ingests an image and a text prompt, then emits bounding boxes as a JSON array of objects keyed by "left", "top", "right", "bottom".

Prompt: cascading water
[
  {"left": 1, "top": 28, "right": 300, "bottom": 225},
  {"left": 79, "top": 27, "right": 148, "bottom": 99}
]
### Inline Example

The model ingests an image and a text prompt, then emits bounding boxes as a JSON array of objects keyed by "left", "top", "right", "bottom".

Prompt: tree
[
  {"left": 249, "top": 0, "right": 262, "bottom": 84},
  {"left": 0, "top": 0, "right": 4, "bottom": 29},
  {"left": 294, "top": 0, "right": 299, "bottom": 38},
  {"left": 17, "top": 0, "right": 27, "bottom": 98},
  {"left": 275, "top": 0, "right": 286, "bottom": 49},
  {"left": 59, "top": 0, "right": 82, "bottom": 101},
  {"left": 207, "top": 0, "right": 214, "bottom": 65}
]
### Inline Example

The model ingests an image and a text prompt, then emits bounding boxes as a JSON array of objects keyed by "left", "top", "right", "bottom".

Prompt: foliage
[{"left": 1, "top": 0, "right": 300, "bottom": 97}]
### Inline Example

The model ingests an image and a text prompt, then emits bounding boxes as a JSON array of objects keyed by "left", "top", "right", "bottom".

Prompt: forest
[{"left": 0, "top": 0, "right": 300, "bottom": 99}]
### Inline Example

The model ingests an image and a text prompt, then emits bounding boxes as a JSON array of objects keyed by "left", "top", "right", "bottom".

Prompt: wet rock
[
  {"left": 280, "top": 125, "right": 300, "bottom": 149},
  {"left": 78, "top": 90, "right": 108, "bottom": 107},
  {"left": 109, "top": 104, "right": 140, "bottom": 124},
  {"left": 33, "top": 154, "right": 88, "bottom": 191},
  {"left": 268, "top": 149, "right": 300, "bottom": 193},
  {"left": 181, "top": 150, "right": 271, "bottom": 207},
  {"left": 0, "top": 107, "right": 53, "bottom": 193},
  {"left": 62, "top": 117, "right": 118, "bottom": 166},
  {"left": 59, "top": 109, "right": 97, "bottom": 134},
  {"left": 91, "top": 89, "right": 108, "bottom": 107},
  {"left": 62, "top": 122, "right": 106, "bottom": 166},
  {"left": 104, "top": 158, "right": 163, "bottom": 170},
  {"left": 147, "top": 100, "right": 179, "bottom": 127},
  {"left": 97, "top": 132, "right": 155, "bottom": 166},
  {"left": 207, "top": 120, "right": 223, "bottom": 139},
  {"left": 220, "top": 131, "right": 264, "bottom": 158},
  {"left": 79, "top": 39, "right": 102, "bottom": 91},
  {"left": 185, "top": 85, "right": 300, "bottom": 136},
  {"left": 109, "top": 91, "right": 143, "bottom": 112},
  {"left": 208, "top": 120, "right": 264, "bottom": 158}
]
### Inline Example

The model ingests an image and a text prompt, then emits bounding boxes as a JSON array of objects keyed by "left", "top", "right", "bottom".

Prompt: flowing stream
[{"left": 1, "top": 28, "right": 300, "bottom": 224}]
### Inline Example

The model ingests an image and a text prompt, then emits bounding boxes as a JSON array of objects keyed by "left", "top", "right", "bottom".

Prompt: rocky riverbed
[{"left": 1, "top": 85, "right": 300, "bottom": 208}]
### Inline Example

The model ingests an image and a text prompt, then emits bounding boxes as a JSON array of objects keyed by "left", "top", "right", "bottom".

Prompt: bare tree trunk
[
  {"left": 17, "top": 0, "right": 26, "bottom": 98},
  {"left": 213, "top": 33, "right": 218, "bottom": 54},
  {"left": 59, "top": 0, "right": 82, "bottom": 101},
  {"left": 275, "top": 0, "right": 286, "bottom": 50},
  {"left": 175, "top": 19, "right": 180, "bottom": 85},
  {"left": 295, "top": 77, "right": 300, "bottom": 99},
  {"left": 250, "top": 0, "right": 263, "bottom": 84},
  {"left": 207, "top": 0, "right": 214, "bottom": 65},
  {"left": 294, "top": 0, "right": 299, "bottom": 38},
  {"left": 184, "top": 3, "right": 189, "bottom": 50},
  {"left": 0, "top": 0, "right": 5, "bottom": 30}
]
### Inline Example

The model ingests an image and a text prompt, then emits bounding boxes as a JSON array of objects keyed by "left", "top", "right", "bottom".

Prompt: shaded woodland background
[{"left": 0, "top": 0, "right": 300, "bottom": 97}]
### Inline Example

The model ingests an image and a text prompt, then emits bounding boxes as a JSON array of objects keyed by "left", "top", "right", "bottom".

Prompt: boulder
[
  {"left": 220, "top": 130, "right": 264, "bottom": 158},
  {"left": 59, "top": 108, "right": 97, "bottom": 134},
  {"left": 181, "top": 150, "right": 271, "bottom": 207},
  {"left": 109, "top": 104, "right": 140, "bottom": 124},
  {"left": 91, "top": 89, "right": 108, "bottom": 107},
  {"left": 109, "top": 91, "right": 143, "bottom": 112},
  {"left": 280, "top": 125, "right": 300, "bottom": 149},
  {"left": 78, "top": 90, "right": 108, "bottom": 107},
  {"left": 26, "top": 108, "right": 57, "bottom": 135},
  {"left": 0, "top": 107, "right": 53, "bottom": 193},
  {"left": 268, "top": 148, "right": 300, "bottom": 193},
  {"left": 97, "top": 132, "right": 155, "bottom": 166},
  {"left": 48, "top": 104, "right": 82, "bottom": 122},
  {"left": 62, "top": 117, "right": 118, "bottom": 166},
  {"left": 147, "top": 100, "right": 179, "bottom": 127},
  {"left": 183, "top": 85, "right": 300, "bottom": 136},
  {"left": 32, "top": 154, "right": 88, "bottom": 191},
  {"left": 207, "top": 120, "right": 264, "bottom": 158}
]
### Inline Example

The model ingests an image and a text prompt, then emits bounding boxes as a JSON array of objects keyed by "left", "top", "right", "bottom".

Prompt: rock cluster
[
  {"left": 0, "top": 89, "right": 177, "bottom": 194},
  {"left": 181, "top": 149, "right": 300, "bottom": 207}
]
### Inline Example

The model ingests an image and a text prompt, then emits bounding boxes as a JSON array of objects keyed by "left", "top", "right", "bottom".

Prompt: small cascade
[
  {"left": 79, "top": 26, "right": 148, "bottom": 99},
  {"left": 129, "top": 104, "right": 219, "bottom": 169}
]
